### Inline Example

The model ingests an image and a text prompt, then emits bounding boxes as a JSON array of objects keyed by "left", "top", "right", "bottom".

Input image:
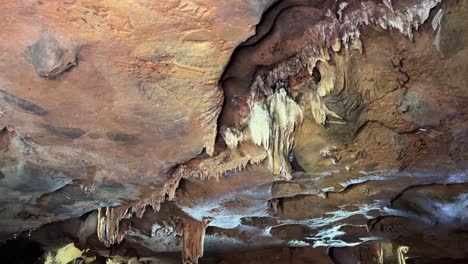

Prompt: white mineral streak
[
  {"left": 432, "top": 8, "right": 444, "bottom": 31},
  {"left": 432, "top": 9, "right": 444, "bottom": 52},
  {"left": 382, "top": 0, "right": 394, "bottom": 12},
  {"left": 337, "top": 2, "right": 349, "bottom": 20}
]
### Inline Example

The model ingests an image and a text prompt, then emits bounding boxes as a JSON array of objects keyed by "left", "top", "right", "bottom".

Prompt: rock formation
[{"left": 0, "top": 0, "right": 467, "bottom": 263}]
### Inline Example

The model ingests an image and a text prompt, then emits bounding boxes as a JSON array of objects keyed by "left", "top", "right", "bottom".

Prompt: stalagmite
[{"left": 182, "top": 218, "right": 210, "bottom": 264}]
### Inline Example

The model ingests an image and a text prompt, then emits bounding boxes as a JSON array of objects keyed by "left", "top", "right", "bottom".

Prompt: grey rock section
[
  {"left": 42, "top": 124, "right": 85, "bottom": 139},
  {"left": 0, "top": 89, "right": 48, "bottom": 116},
  {"left": 399, "top": 91, "right": 442, "bottom": 128},
  {"left": 25, "top": 33, "right": 77, "bottom": 78},
  {"left": 0, "top": 162, "right": 73, "bottom": 203}
]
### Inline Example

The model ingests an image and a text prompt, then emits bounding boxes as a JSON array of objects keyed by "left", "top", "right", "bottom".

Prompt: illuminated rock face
[
  {"left": 0, "top": 0, "right": 275, "bottom": 236},
  {"left": 1, "top": 0, "right": 468, "bottom": 263}
]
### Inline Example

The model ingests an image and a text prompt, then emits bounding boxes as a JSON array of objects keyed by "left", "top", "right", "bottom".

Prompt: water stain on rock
[
  {"left": 0, "top": 127, "right": 11, "bottom": 151},
  {"left": 42, "top": 124, "right": 85, "bottom": 139},
  {"left": 0, "top": 90, "right": 48, "bottom": 116},
  {"left": 106, "top": 132, "right": 139, "bottom": 144},
  {"left": 87, "top": 133, "right": 101, "bottom": 139}
]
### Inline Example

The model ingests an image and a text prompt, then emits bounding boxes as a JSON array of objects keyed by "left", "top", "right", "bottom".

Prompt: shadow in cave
[{"left": 0, "top": 238, "right": 43, "bottom": 264}]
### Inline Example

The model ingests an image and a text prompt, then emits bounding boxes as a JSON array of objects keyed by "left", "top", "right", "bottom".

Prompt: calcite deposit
[{"left": 1, "top": 0, "right": 467, "bottom": 263}]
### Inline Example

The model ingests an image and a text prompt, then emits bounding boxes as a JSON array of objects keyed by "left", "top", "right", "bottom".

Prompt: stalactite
[
  {"left": 300, "top": 0, "right": 442, "bottom": 124},
  {"left": 96, "top": 206, "right": 132, "bottom": 247},
  {"left": 309, "top": 0, "right": 442, "bottom": 50},
  {"left": 397, "top": 246, "right": 409, "bottom": 264},
  {"left": 248, "top": 103, "right": 271, "bottom": 150},
  {"left": 182, "top": 218, "right": 210, "bottom": 264},
  {"left": 307, "top": 90, "right": 342, "bottom": 125},
  {"left": 170, "top": 143, "right": 267, "bottom": 182},
  {"left": 379, "top": 242, "right": 411, "bottom": 264},
  {"left": 87, "top": 146, "right": 265, "bottom": 250},
  {"left": 223, "top": 126, "right": 247, "bottom": 149},
  {"left": 212, "top": 0, "right": 443, "bottom": 183},
  {"left": 166, "top": 178, "right": 181, "bottom": 201},
  {"left": 266, "top": 89, "right": 303, "bottom": 179}
]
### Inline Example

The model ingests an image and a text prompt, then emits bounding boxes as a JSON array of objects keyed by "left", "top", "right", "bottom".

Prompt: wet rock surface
[{"left": 1, "top": 0, "right": 468, "bottom": 263}]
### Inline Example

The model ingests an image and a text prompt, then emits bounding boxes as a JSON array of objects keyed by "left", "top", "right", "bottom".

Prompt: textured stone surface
[
  {"left": 1, "top": 0, "right": 468, "bottom": 263},
  {"left": 0, "top": 0, "right": 275, "bottom": 236}
]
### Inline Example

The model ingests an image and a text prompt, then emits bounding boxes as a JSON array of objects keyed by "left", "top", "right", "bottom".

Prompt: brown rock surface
[
  {"left": 1, "top": 0, "right": 468, "bottom": 263},
  {"left": 0, "top": 0, "right": 275, "bottom": 235}
]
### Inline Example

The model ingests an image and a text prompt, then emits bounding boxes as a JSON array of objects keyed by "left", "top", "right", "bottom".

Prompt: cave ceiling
[{"left": 0, "top": 0, "right": 467, "bottom": 263}]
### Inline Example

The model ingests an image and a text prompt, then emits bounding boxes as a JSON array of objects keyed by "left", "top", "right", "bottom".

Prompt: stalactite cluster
[{"left": 223, "top": 89, "right": 303, "bottom": 180}]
